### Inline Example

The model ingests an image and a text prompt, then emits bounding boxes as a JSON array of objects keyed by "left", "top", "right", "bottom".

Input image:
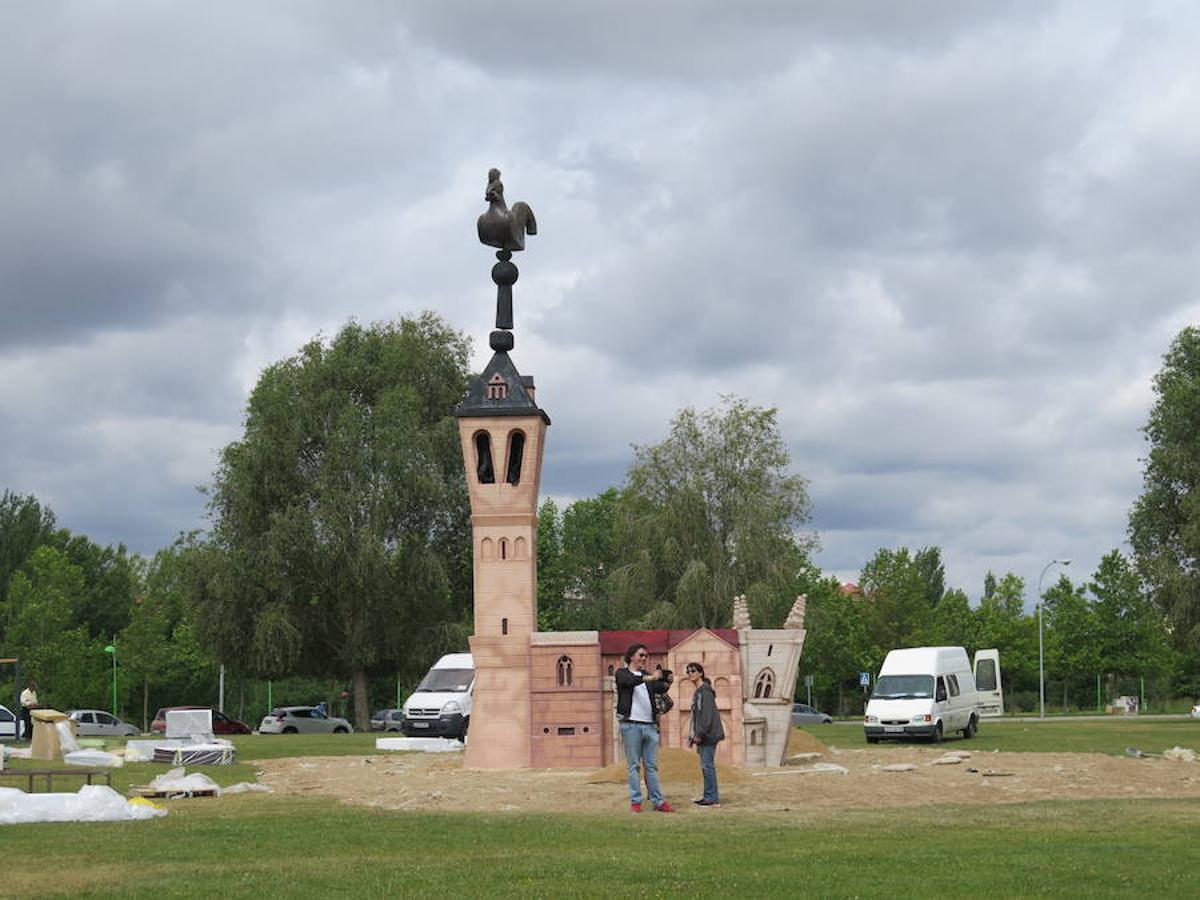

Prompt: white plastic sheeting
[
  {"left": 55, "top": 720, "right": 81, "bottom": 754},
  {"left": 165, "top": 709, "right": 213, "bottom": 739},
  {"left": 63, "top": 748, "right": 124, "bottom": 768},
  {"left": 144, "top": 768, "right": 269, "bottom": 797},
  {"left": 0, "top": 785, "right": 167, "bottom": 825},
  {"left": 123, "top": 737, "right": 235, "bottom": 764},
  {"left": 375, "top": 737, "right": 464, "bottom": 753}
]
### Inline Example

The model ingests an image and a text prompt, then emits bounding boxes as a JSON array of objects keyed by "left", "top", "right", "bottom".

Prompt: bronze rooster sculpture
[{"left": 477, "top": 168, "right": 537, "bottom": 252}]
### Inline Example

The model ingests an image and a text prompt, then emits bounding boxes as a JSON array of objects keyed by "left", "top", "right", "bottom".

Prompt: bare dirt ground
[{"left": 256, "top": 732, "right": 1200, "bottom": 815}]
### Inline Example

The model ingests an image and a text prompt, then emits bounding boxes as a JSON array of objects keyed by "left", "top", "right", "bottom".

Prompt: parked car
[
  {"left": 0, "top": 704, "right": 20, "bottom": 741},
  {"left": 1191, "top": 704, "right": 1200, "bottom": 719},
  {"left": 259, "top": 706, "right": 353, "bottom": 734},
  {"left": 150, "top": 706, "right": 252, "bottom": 735},
  {"left": 68, "top": 709, "right": 141, "bottom": 737},
  {"left": 791, "top": 703, "right": 833, "bottom": 725},
  {"left": 370, "top": 709, "right": 404, "bottom": 732}
]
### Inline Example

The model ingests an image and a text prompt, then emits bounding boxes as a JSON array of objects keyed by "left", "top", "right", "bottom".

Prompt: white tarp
[
  {"left": 375, "top": 737, "right": 464, "bottom": 753},
  {"left": 144, "top": 767, "right": 269, "bottom": 797},
  {"left": 63, "top": 748, "right": 124, "bottom": 768},
  {"left": 0, "top": 785, "right": 166, "bottom": 825},
  {"left": 166, "top": 709, "right": 213, "bottom": 739}
]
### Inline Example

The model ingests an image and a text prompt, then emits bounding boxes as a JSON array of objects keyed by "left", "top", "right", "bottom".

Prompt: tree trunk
[
  {"left": 142, "top": 680, "right": 150, "bottom": 733},
  {"left": 352, "top": 668, "right": 369, "bottom": 732}
]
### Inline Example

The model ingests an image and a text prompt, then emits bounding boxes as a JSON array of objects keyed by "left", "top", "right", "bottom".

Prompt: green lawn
[
  {"left": 1, "top": 796, "right": 1197, "bottom": 897},
  {"left": 4, "top": 721, "right": 1199, "bottom": 896},
  {"left": 810, "top": 717, "right": 1200, "bottom": 754}
]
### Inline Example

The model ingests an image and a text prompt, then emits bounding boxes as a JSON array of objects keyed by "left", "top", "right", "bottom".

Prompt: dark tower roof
[{"left": 455, "top": 351, "right": 551, "bottom": 423}]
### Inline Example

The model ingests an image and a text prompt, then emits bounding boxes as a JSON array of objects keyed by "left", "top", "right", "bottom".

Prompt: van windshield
[
  {"left": 416, "top": 668, "right": 473, "bottom": 692},
  {"left": 872, "top": 675, "right": 934, "bottom": 699}
]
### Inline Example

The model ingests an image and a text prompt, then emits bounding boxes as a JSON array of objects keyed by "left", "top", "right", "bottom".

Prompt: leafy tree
[
  {"left": 927, "top": 587, "right": 977, "bottom": 648},
  {"left": 45, "top": 531, "right": 137, "bottom": 641},
  {"left": 796, "top": 577, "right": 873, "bottom": 716},
  {"left": 859, "top": 547, "right": 931, "bottom": 654},
  {"left": 536, "top": 498, "right": 566, "bottom": 630},
  {"left": 914, "top": 546, "right": 946, "bottom": 608},
  {"left": 976, "top": 573, "right": 1036, "bottom": 697},
  {"left": 1042, "top": 574, "right": 1096, "bottom": 710},
  {"left": 195, "top": 314, "right": 472, "bottom": 729},
  {"left": 1129, "top": 326, "right": 1200, "bottom": 659},
  {"left": 1089, "top": 550, "right": 1174, "bottom": 681},
  {"left": 2, "top": 545, "right": 108, "bottom": 710},
  {"left": 0, "top": 491, "right": 56, "bottom": 609},
  {"left": 559, "top": 488, "right": 621, "bottom": 628},
  {"left": 607, "top": 397, "right": 813, "bottom": 629}
]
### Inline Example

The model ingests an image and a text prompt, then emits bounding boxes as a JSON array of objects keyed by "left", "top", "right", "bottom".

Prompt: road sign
[
  {"left": 804, "top": 675, "right": 814, "bottom": 688},
  {"left": 859, "top": 672, "right": 871, "bottom": 687}
]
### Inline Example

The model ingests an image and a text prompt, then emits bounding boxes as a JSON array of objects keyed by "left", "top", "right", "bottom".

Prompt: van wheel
[
  {"left": 963, "top": 716, "right": 977, "bottom": 739},
  {"left": 931, "top": 722, "right": 943, "bottom": 744}
]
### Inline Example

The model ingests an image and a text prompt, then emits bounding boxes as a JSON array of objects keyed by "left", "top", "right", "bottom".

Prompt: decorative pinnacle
[{"left": 477, "top": 169, "right": 536, "bottom": 352}]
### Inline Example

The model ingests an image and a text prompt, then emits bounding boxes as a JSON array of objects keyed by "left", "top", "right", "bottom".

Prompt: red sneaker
[
  {"left": 654, "top": 802, "right": 675, "bottom": 813},
  {"left": 630, "top": 803, "right": 642, "bottom": 813}
]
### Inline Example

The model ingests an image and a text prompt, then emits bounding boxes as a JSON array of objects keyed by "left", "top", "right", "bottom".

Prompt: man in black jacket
[{"left": 615, "top": 643, "right": 675, "bottom": 813}]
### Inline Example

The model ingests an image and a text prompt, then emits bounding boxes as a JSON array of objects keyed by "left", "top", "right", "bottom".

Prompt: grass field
[{"left": 2, "top": 720, "right": 1198, "bottom": 897}]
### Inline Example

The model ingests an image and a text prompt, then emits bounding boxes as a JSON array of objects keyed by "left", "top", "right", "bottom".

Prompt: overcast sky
[{"left": 3, "top": 1, "right": 1198, "bottom": 606}]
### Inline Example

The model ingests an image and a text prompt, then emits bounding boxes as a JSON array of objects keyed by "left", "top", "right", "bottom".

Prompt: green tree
[
  {"left": 1043, "top": 574, "right": 1096, "bottom": 711},
  {"left": 1089, "top": 550, "right": 1174, "bottom": 682},
  {"left": 1129, "top": 326, "right": 1200, "bottom": 659},
  {"left": 977, "top": 573, "right": 1036, "bottom": 700},
  {"left": 797, "top": 577, "right": 873, "bottom": 716},
  {"left": 0, "top": 491, "right": 56, "bottom": 610},
  {"left": 914, "top": 546, "right": 946, "bottom": 608},
  {"left": 559, "top": 488, "right": 621, "bottom": 628},
  {"left": 536, "top": 498, "right": 566, "bottom": 630},
  {"left": 859, "top": 547, "right": 931, "bottom": 654},
  {"left": 2, "top": 545, "right": 108, "bottom": 710},
  {"left": 195, "top": 314, "right": 473, "bottom": 729},
  {"left": 608, "top": 397, "right": 813, "bottom": 629},
  {"left": 927, "top": 587, "right": 977, "bottom": 648}
]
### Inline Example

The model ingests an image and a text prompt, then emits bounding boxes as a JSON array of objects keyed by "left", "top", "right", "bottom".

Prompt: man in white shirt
[
  {"left": 614, "top": 644, "right": 675, "bottom": 813},
  {"left": 19, "top": 679, "right": 38, "bottom": 742}
]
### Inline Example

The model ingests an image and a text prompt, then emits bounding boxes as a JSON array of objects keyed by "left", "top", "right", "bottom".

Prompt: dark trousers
[{"left": 20, "top": 707, "right": 32, "bottom": 742}]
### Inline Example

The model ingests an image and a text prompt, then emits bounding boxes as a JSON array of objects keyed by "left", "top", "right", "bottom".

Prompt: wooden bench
[{"left": 0, "top": 768, "right": 113, "bottom": 793}]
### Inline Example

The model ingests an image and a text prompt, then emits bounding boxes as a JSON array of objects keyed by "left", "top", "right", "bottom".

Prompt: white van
[
  {"left": 400, "top": 653, "right": 474, "bottom": 740},
  {"left": 863, "top": 646, "right": 1000, "bottom": 744}
]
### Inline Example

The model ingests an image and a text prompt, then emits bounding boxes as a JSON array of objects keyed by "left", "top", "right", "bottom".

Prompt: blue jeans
[
  {"left": 620, "top": 721, "right": 662, "bottom": 806},
  {"left": 698, "top": 742, "right": 719, "bottom": 803}
]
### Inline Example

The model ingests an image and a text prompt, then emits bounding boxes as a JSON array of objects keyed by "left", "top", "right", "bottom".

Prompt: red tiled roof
[{"left": 599, "top": 628, "right": 739, "bottom": 655}]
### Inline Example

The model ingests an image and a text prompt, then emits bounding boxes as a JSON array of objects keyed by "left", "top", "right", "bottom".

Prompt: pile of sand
[
  {"left": 786, "top": 729, "right": 831, "bottom": 756},
  {"left": 586, "top": 747, "right": 747, "bottom": 785}
]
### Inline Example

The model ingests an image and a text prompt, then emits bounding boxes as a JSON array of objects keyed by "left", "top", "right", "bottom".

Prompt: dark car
[
  {"left": 791, "top": 703, "right": 833, "bottom": 725},
  {"left": 150, "top": 706, "right": 252, "bottom": 735},
  {"left": 370, "top": 709, "right": 404, "bottom": 732}
]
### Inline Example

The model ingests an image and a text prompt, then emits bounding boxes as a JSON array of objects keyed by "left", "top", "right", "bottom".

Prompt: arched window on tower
[
  {"left": 557, "top": 655, "right": 574, "bottom": 687},
  {"left": 474, "top": 432, "right": 495, "bottom": 483},
  {"left": 506, "top": 430, "right": 526, "bottom": 485},
  {"left": 753, "top": 668, "right": 776, "bottom": 699}
]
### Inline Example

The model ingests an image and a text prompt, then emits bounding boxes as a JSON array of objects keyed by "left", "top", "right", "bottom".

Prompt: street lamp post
[
  {"left": 103, "top": 639, "right": 117, "bottom": 716},
  {"left": 1037, "top": 558, "right": 1071, "bottom": 719}
]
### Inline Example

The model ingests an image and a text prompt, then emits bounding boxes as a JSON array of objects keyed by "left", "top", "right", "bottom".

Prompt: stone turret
[
  {"left": 784, "top": 594, "right": 807, "bottom": 630},
  {"left": 732, "top": 594, "right": 751, "bottom": 630}
]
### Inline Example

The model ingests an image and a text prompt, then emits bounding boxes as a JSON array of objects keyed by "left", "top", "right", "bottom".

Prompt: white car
[
  {"left": 1191, "top": 704, "right": 1200, "bottom": 719},
  {"left": 68, "top": 709, "right": 141, "bottom": 737},
  {"left": 259, "top": 706, "right": 352, "bottom": 734},
  {"left": 0, "top": 704, "right": 21, "bottom": 740}
]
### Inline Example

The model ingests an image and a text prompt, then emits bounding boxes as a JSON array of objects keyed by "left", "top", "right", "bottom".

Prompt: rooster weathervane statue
[{"left": 477, "top": 168, "right": 537, "bottom": 352}]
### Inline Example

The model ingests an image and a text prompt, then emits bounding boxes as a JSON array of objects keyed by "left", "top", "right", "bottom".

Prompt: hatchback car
[
  {"left": 791, "top": 702, "right": 834, "bottom": 725},
  {"left": 370, "top": 709, "right": 404, "bottom": 732},
  {"left": 0, "top": 704, "right": 20, "bottom": 741},
  {"left": 68, "top": 709, "right": 141, "bottom": 737},
  {"left": 259, "top": 706, "right": 353, "bottom": 734},
  {"left": 150, "top": 706, "right": 252, "bottom": 735}
]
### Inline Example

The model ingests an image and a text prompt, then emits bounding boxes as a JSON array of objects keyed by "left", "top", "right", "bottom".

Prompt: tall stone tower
[{"left": 456, "top": 168, "right": 546, "bottom": 768}]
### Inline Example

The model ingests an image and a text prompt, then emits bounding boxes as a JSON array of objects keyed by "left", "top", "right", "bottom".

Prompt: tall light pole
[
  {"left": 103, "top": 639, "right": 117, "bottom": 716},
  {"left": 1037, "top": 558, "right": 1071, "bottom": 719}
]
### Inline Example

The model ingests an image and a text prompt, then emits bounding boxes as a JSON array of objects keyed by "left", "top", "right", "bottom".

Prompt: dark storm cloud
[{"left": 0, "top": 1, "right": 1195, "bottom": 607}]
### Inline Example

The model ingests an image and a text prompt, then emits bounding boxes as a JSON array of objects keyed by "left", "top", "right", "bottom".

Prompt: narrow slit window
[
  {"left": 557, "top": 726, "right": 576, "bottom": 736},
  {"left": 506, "top": 430, "right": 525, "bottom": 485},
  {"left": 501, "top": 617, "right": 508, "bottom": 635},
  {"left": 499, "top": 538, "right": 508, "bottom": 560},
  {"left": 474, "top": 432, "right": 495, "bottom": 483}
]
